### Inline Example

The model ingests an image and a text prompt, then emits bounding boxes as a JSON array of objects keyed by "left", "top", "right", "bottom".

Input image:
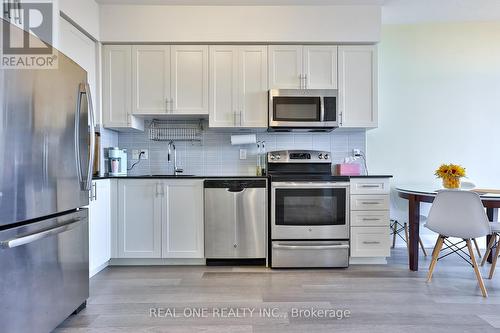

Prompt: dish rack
[{"left": 149, "top": 119, "right": 203, "bottom": 142}]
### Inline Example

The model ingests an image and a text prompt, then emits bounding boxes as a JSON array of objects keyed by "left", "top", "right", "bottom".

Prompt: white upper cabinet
[
  {"left": 132, "top": 45, "right": 171, "bottom": 115},
  {"left": 102, "top": 45, "right": 144, "bottom": 130},
  {"left": 209, "top": 46, "right": 240, "bottom": 127},
  {"left": 59, "top": 18, "right": 99, "bottom": 125},
  {"left": 170, "top": 45, "right": 209, "bottom": 115},
  {"left": 268, "top": 45, "right": 303, "bottom": 89},
  {"left": 162, "top": 180, "right": 204, "bottom": 259},
  {"left": 304, "top": 46, "right": 338, "bottom": 89},
  {"left": 209, "top": 45, "right": 268, "bottom": 128},
  {"left": 338, "top": 45, "right": 378, "bottom": 128},
  {"left": 117, "top": 180, "right": 162, "bottom": 258},
  {"left": 269, "top": 45, "right": 338, "bottom": 90},
  {"left": 238, "top": 46, "right": 268, "bottom": 128}
]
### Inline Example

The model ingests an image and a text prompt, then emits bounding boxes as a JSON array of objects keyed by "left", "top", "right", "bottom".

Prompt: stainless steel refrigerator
[{"left": 0, "top": 21, "right": 95, "bottom": 333}]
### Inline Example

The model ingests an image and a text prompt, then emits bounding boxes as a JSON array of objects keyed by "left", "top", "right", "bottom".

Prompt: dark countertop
[{"left": 93, "top": 174, "right": 392, "bottom": 180}]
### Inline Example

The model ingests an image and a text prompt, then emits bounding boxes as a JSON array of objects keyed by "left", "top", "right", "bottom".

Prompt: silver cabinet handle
[
  {"left": 1, "top": 218, "right": 82, "bottom": 249},
  {"left": 362, "top": 218, "right": 381, "bottom": 221},
  {"left": 363, "top": 241, "right": 381, "bottom": 245},
  {"left": 304, "top": 74, "right": 308, "bottom": 89},
  {"left": 239, "top": 111, "right": 242, "bottom": 126},
  {"left": 360, "top": 184, "right": 381, "bottom": 188},
  {"left": 93, "top": 182, "right": 97, "bottom": 201},
  {"left": 361, "top": 202, "right": 381, "bottom": 205},
  {"left": 273, "top": 244, "right": 349, "bottom": 250}
]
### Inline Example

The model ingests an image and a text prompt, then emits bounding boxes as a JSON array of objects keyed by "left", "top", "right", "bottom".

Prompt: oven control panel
[{"left": 268, "top": 150, "right": 331, "bottom": 163}]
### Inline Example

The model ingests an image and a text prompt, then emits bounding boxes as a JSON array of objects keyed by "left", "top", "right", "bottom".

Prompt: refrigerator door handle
[
  {"left": 0, "top": 218, "right": 82, "bottom": 249},
  {"left": 75, "top": 85, "right": 84, "bottom": 188},
  {"left": 84, "top": 83, "right": 96, "bottom": 191}
]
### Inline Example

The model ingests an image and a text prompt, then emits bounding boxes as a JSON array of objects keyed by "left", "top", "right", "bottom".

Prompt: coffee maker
[{"left": 107, "top": 147, "right": 128, "bottom": 176}]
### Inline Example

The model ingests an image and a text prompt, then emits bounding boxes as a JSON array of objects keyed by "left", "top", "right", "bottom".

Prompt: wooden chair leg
[
  {"left": 482, "top": 234, "right": 496, "bottom": 266},
  {"left": 489, "top": 237, "right": 500, "bottom": 279},
  {"left": 427, "top": 236, "right": 444, "bottom": 282},
  {"left": 472, "top": 238, "right": 482, "bottom": 258},
  {"left": 466, "top": 239, "right": 488, "bottom": 297},
  {"left": 404, "top": 222, "right": 410, "bottom": 256},
  {"left": 419, "top": 237, "right": 428, "bottom": 256}
]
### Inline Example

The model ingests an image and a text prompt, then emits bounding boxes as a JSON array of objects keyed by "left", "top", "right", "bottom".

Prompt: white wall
[
  {"left": 59, "top": 0, "right": 100, "bottom": 40},
  {"left": 368, "top": 22, "right": 500, "bottom": 246},
  {"left": 99, "top": 5, "right": 381, "bottom": 43},
  {"left": 368, "top": 21, "right": 500, "bottom": 189}
]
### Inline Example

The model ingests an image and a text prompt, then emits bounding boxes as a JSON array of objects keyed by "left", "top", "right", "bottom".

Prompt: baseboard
[
  {"left": 349, "top": 257, "right": 387, "bottom": 265},
  {"left": 89, "top": 261, "right": 109, "bottom": 277},
  {"left": 109, "top": 258, "right": 206, "bottom": 266}
]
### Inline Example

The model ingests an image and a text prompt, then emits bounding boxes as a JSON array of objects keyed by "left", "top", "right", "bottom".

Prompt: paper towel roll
[{"left": 230, "top": 134, "right": 257, "bottom": 145}]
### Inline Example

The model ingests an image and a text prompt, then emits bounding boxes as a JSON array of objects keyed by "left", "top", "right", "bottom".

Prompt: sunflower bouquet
[{"left": 434, "top": 163, "right": 466, "bottom": 189}]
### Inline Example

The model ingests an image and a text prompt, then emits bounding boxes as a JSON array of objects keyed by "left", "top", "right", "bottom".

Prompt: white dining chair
[
  {"left": 390, "top": 190, "right": 427, "bottom": 256},
  {"left": 481, "top": 223, "right": 500, "bottom": 279},
  {"left": 460, "top": 180, "right": 483, "bottom": 258},
  {"left": 425, "top": 190, "right": 491, "bottom": 297}
]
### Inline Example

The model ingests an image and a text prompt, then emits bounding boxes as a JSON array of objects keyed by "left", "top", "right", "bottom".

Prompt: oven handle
[
  {"left": 272, "top": 182, "right": 350, "bottom": 188},
  {"left": 273, "top": 243, "right": 349, "bottom": 250}
]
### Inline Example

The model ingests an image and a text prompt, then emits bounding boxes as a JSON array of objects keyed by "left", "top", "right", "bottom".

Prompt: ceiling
[
  {"left": 95, "top": 0, "right": 500, "bottom": 24},
  {"left": 95, "top": 0, "right": 386, "bottom": 5}
]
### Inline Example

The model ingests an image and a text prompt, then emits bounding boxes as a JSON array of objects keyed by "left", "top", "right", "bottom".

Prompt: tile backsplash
[{"left": 112, "top": 121, "right": 366, "bottom": 176}]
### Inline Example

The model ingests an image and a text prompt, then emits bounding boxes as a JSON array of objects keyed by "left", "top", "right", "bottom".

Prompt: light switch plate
[
  {"left": 140, "top": 149, "right": 149, "bottom": 160},
  {"left": 239, "top": 149, "right": 247, "bottom": 160}
]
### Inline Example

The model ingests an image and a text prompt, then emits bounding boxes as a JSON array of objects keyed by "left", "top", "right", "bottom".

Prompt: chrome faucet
[{"left": 167, "top": 141, "right": 183, "bottom": 175}]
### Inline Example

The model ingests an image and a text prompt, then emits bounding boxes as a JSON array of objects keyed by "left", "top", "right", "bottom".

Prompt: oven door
[
  {"left": 271, "top": 182, "right": 350, "bottom": 240},
  {"left": 269, "top": 89, "right": 338, "bottom": 128}
]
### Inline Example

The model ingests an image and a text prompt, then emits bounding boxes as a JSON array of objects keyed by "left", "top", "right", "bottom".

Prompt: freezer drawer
[
  {"left": 0, "top": 209, "right": 89, "bottom": 333},
  {"left": 204, "top": 179, "right": 267, "bottom": 259},
  {"left": 272, "top": 241, "right": 349, "bottom": 268}
]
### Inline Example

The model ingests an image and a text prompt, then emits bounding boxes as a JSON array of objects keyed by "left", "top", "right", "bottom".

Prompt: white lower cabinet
[
  {"left": 349, "top": 178, "right": 391, "bottom": 259},
  {"left": 351, "top": 227, "right": 390, "bottom": 257},
  {"left": 162, "top": 180, "right": 204, "bottom": 258},
  {"left": 115, "top": 179, "right": 204, "bottom": 259},
  {"left": 88, "top": 180, "right": 111, "bottom": 277},
  {"left": 117, "top": 180, "right": 162, "bottom": 258}
]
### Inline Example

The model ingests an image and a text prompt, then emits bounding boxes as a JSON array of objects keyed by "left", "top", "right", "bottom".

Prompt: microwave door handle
[{"left": 320, "top": 97, "right": 325, "bottom": 122}]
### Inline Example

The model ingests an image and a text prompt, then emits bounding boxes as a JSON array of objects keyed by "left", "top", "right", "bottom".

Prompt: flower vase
[{"left": 442, "top": 176, "right": 461, "bottom": 189}]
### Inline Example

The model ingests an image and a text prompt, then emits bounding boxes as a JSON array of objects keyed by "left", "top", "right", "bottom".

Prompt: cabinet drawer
[
  {"left": 350, "top": 195, "right": 389, "bottom": 211},
  {"left": 351, "top": 210, "right": 389, "bottom": 227},
  {"left": 351, "top": 227, "right": 390, "bottom": 257},
  {"left": 350, "top": 178, "right": 390, "bottom": 195}
]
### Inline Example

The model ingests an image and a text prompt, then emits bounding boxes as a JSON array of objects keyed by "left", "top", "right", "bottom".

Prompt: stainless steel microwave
[{"left": 268, "top": 89, "right": 338, "bottom": 131}]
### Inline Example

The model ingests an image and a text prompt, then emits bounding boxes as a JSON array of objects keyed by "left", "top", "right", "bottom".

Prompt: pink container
[{"left": 336, "top": 163, "right": 361, "bottom": 176}]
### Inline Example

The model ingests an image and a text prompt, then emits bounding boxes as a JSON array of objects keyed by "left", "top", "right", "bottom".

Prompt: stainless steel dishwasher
[{"left": 204, "top": 179, "right": 267, "bottom": 259}]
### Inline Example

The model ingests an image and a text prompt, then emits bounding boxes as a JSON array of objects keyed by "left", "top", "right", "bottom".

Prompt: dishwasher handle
[{"left": 227, "top": 187, "right": 245, "bottom": 193}]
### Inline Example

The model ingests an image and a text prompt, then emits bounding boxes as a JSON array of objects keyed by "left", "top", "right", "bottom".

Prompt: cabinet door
[
  {"left": 170, "top": 45, "right": 209, "bottom": 115},
  {"left": 117, "top": 180, "right": 162, "bottom": 258},
  {"left": 268, "top": 45, "right": 303, "bottom": 89},
  {"left": 338, "top": 45, "right": 378, "bottom": 128},
  {"left": 238, "top": 46, "right": 268, "bottom": 128},
  {"left": 89, "top": 180, "right": 111, "bottom": 277},
  {"left": 162, "top": 180, "right": 204, "bottom": 258},
  {"left": 132, "top": 45, "right": 170, "bottom": 115},
  {"left": 102, "top": 45, "right": 131, "bottom": 127},
  {"left": 303, "top": 45, "right": 338, "bottom": 89},
  {"left": 59, "top": 18, "right": 99, "bottom": 125},
  {"left": 209, "top": 46, "right": 239, "bottom": 127}
]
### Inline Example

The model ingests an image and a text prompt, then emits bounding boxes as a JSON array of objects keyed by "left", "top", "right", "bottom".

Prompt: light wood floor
[{"left": 55, "top": 248, "right": 500, "bottom": 332}]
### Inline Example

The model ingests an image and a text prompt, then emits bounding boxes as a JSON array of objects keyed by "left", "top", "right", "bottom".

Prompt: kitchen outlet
[
  {"left": 239, "top": 149, "right": 247, "bottom": 160},
  {"left": 132, "top": 149, "right": 149, "bottom": 160}
]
